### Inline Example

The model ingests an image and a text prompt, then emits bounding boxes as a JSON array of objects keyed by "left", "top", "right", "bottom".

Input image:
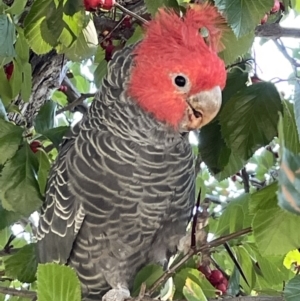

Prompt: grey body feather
[{"left": 37, "top": 45, "right": 195, "bottom": 300}]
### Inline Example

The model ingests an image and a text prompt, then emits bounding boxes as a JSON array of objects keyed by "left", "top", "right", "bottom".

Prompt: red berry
[
  {"left": 271, "top": 0, "right": 280, "bottom": 13},
  {"left": 209, "top": 270, "right": 224, "bottom": 285},
  {"left": 122, "top": 16, "right": 132, "bottom": 28},
  {"left": 251, "top": 76, "right": 262, "bottom": 83},
  {"left": 4, "top": 62, "right": 14, "bottom": 80},
  {"left": 260, "top": 14, "right": 268, "bottom": 24},
  {"left": 83, "top": 0, "right": 115, "bottom": 11},
  {"left": 222, "top": 277, "right": 228, "bottom": 288},
  {"left": 216, "top": 283, "right": 227, "bottom": 294},
  {"left": 198, "top": 265, "right": 211, "bottom": 278},
  {"left": 30, "top": 141, "right": 42, "bottom": 153},
  {"left": 105, "top": 44, "right": 115, "bottom": 62},
  {"left": 231, "top": 175, "right": 237, "bottom": 182},
  {"left": 58, "top": 85, "right": 68, "bottom": 92}
]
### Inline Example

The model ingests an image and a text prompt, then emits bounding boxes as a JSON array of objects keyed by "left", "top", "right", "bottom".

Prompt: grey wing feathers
[{"left": 37, "top": 127, "right": 85, "bottom": 264}]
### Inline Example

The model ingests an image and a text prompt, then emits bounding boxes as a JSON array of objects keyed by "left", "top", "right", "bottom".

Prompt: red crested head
[{"left": 127, "top": 4, "right": 227, "bottom": 131}]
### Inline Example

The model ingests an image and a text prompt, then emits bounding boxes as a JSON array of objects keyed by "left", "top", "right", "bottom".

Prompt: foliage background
[{"left": 0, "top": 0, "right": 300, "bottom": 300}]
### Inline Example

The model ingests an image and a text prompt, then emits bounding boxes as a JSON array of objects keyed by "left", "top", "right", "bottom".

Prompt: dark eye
[{"left": 174, "top": 75, "right": 186, "bottom": 87}]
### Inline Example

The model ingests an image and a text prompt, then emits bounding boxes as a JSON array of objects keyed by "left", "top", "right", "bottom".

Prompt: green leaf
[
  {"left": 0, "top": 143, "right": 43, "bottom": 216},
  {"left": 15, "top": 28, "right": 30, "bottom": 63},
  {"left": 5, "top": 0, "right": 27, "bottom": 16},
  {"left": 215, "top": 194, "right": 251, "bottom": 236},
  {"left": 37, "top": 263, "right": 81, "bottom": 301},
  {"left": 4, "top": 243, "right": 37, "bottom": 283},
  {"left": 215, "top": 0, "right": 274, "bottom": 38},
  {"left": 249, "top": 182, "right": 278, "bottom": 213},
  {"left": 173, "top": 268, "right": 215, "bottom": 300},
  {"left": 219, "top": 26, "right": 254, "bottom": 65},
  {"left": 10, "top": 59, "right": 22, "bottom": 99},
  {"left": 282, "top": 101, "right": 300, "bottom": 154},
  {"left": 284, "top": 275, "right": 300, "bottom": 301},
  {"left": 42, "top": 126, "right": 70, "bottom": 149},
  {"left": 0, "top": 14, "right": 16, "bottom": 58},
  {"left": 34, "top": 101, "right": 56, "bottom": 133},
  {"left": 183, "top": 278, "right": 207, "bottom": 301},
  {"left": 278, "top": 148, "right": 300, "bottom": 214},
  {"left": 199, "top": 120, "right": 230, "bottom": 174},
  {"left": 220, "top": 82, "right": 282, "bottom": 161},
  {"left": 253, "top": 206, "right": 300, "bottom": 256},
  {"left": 0, "top": 202, "right": 21, "bottom": 230},
  {"left": 24, "top": 0, "right": 56, "bottom": 54},
  {"left": 0, "top": 118, "right": 23, "bottom": 165},
  {"left": 62, "top": 18, "right": 97, "bottom": 61},
  {"left": 37, "top": 150, "right": 51, "bottom": 195},
  {"left": 126, "top": 25, "right": 144, "bottom": 46},
  {"left": 0, "top": 64, "right": 12, "bottom": 105},
  {"left": 94, "top": 59, "right": 108, "bottom": 89},
  {"left": 132, "top": 264, "right": 164, "bottom": 296},
  {"left": 145, "top": 0, "right": 179, "bottom": 16},
  {"left": 0, "top": 98, "right": 8, "bottom": 120},
  {"left": 233, "top": 246, "right": 256, "bottom": 291}
]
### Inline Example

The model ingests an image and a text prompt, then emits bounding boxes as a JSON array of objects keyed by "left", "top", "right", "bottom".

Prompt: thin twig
[
  {"left": 0, "top": 248, "right": 20, "bottom": 256},
  {"left": 147, "top": 227, "right": 252, "bottom": 295},
  {"left": 0, "top": 286, "right": 36, "bottom": 299},
  {"left": 115, "top": 2, "right": 148, "bottom": 24},
  {"left": 56, "top": 93, "right": 95, "bottom": 115}
]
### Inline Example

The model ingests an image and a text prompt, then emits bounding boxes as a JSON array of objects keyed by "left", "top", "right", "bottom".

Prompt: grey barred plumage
[{"left": 37, "top": 44, "right": 195, "bottom": 300}]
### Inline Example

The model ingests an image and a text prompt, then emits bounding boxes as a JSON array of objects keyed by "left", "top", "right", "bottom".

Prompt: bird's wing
[{"left": 37, "top": 126, "right": 85, "bottom": 264}]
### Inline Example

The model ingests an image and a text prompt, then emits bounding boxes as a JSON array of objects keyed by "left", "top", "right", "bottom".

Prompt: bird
[{"left": 36, "top": 4, "right": 226, "bottom": 301}]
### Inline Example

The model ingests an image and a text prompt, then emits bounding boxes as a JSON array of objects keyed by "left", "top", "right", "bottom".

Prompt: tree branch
[
  {"left": 255, "top": 23, "right": 300, "bottom": 39},
  {"left": 0, "top": 286, "right": 36, "bottom": 299}
]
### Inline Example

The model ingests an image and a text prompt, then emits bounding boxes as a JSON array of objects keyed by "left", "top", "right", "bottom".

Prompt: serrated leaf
[
  {"left": 0, "top": 14, "right": 16, "bottom": 58},
  {"left": 0, "top": 118, "right": 23, "bottom": 165},
  {"left": 24, "top": 0, "right": 56, "bottom": 54},
  {"left": 42, "top": 126, "right": 70, "bottom": 149},
  {"left": 284, "top": 275, "right": 300, "bottom": 301},
  {"left": 34, "top": 101, "right": 56, "bottom": 133},
  {"left": 0, "top": 202, "right": 21, "bottom": 230},
  {"left": 215, "top": 194, "right": 251, "bottom": 236},
  {"left": 132, "top": 264, "right": 164, "bottom": 296},
  {"left": 220, "top": 82, "right": 282, "bottom": 161},
  {"left": 4, "top": 243, "right": 37, "bottom": 283},
  {"left": 37, "top": 263, "right": 81, "bottom": 301},
  {"left": 253, "top": 206, "right": 300, "bottom": 256},
  {"left": 37, "top": 150, "right": 51, "bottom": 195},
  {"left": 0, "top": 143, "right": 43, "bottom": 216},
  {"left": 219, "top": 26, "right": 254, "bottom": 65},
  {"left": 215, "top": 0, "right": 273, "bottom": 38},
  {"left": 278, "top": 148, "right": 300, "bottom": 214}
]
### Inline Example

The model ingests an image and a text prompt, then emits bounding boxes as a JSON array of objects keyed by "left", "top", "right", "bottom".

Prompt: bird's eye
[{"left": 174, "top": 75, "right": 186, "bottom": 87}]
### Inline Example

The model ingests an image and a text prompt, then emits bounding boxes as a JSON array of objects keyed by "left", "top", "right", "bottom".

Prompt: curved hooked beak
[{"left": 181, "top": 86, "right": 222, "bottom": 131}]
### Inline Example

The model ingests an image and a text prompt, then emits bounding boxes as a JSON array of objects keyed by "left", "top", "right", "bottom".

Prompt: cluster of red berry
[
  {"left": 198, "top": 265, "right": 228, "bottom": 295},
  {"left": 261, "top": 0, "right": 284, "bottom": 24},
  {"left": 83, "top": 0, "right": 115, "bottom": 11}
]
